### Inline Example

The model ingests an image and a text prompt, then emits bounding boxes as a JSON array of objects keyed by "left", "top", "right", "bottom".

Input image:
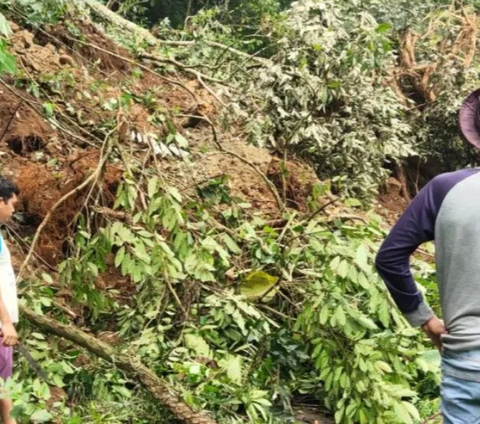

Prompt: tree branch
[{"left": 21, "top": 306, "right": 217, "bottom": 424}]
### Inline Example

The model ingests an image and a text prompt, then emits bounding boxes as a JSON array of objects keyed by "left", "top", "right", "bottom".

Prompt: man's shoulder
[
  {"left": 424, "top": 169, "right": 480, "bottom": 208},
  {"left": 429, "top": 168, "right": 479, "bottom": 190}
]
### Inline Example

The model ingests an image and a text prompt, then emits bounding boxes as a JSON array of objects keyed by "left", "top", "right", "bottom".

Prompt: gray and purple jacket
[{"left": 376, "top": 168, "right": 480, "bottom": 351}]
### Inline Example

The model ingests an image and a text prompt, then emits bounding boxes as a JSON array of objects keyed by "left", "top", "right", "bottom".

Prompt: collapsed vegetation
[{"left": 0, "top": 0, "right": 471, "bottom": 423}]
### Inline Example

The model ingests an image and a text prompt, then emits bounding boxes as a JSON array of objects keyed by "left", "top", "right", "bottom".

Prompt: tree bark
[
  {"left": 21, "top": 306, "right": 217, "bottom": 424},
  {"left": 82, "top": 0, "right": 269, "bottom": 64},
  {"left": 83, "top": 0, "right": 158, "bottom": 45}
]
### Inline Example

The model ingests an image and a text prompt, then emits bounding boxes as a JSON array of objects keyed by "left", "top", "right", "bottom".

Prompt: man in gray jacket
[{"left": 376, "top": 89, "right": 480, "bottom": 423}]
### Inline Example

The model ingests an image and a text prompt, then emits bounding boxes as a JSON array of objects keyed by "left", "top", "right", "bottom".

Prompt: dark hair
[{"left": 0, "top": 176, "right": 20, "bottom": 204}]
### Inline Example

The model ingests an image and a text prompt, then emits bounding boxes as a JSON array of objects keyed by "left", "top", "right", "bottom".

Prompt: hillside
[{"left": 0, "top": 2, "right": 444, "bottom": 424}]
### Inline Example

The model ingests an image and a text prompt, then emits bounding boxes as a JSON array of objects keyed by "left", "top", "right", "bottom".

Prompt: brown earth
[{"left": 375, "top": 177, "right": 409, "bottom": 225}]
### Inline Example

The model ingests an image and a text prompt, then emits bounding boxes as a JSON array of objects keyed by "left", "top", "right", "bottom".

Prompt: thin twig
[
  {"left": 197, "top": 75, "right": 226, "bottom": 106},
  {"left": 0, "top": 100, "right": 23, "bottom": 144},
  {"left": 0, "top": 79, "right": 97, "bottom": 148},
  {"left": 257, "top": 304, "right": 288, "bottom": 321},
  {"left": 175, "top": 113, "right": 222, "bottom": 149},
  {"left": 166, "top": 278, "right": 186, "bottom": 314},
  {"left": 301, "top": 197, "right": 339, "bottom": 225},
  {"left": 158, "top": 40, "right": 271, "bottom": 65},
  {"left": 141, "top": 52, "right": 228, "bottom": 85},
  {"left": 3, "top": 224, "right": 57, "bottom": 273},
  {"left": 421, "top": 412, "right": 442, "bottom": 424},
  {"left": 62, "top": 34, "right": 198, "bottom": 101}
]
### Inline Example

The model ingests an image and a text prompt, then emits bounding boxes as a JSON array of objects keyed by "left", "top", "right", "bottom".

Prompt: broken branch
[{"left": 21, "top": 306, "right": 217, "bottom": 424}]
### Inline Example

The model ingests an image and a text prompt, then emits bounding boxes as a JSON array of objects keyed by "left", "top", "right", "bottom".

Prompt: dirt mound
[
  {"left": 376, "top": 177, "right": 409, "bottom": 224},
  {"left": 0, "top": 87, "right": 53, "bottom": 156},
  {"left": 267, "top": 157, "right": 319, "bottom": 211},
  {"left": 0, "top": 15, "right": 319, "bottom": 270},
  {"left": 37, "top": 20, "right": 130, "bottom": 73},
  {"left": 7, "top": 151, "right": 121, "bottom": 266},
  {"left": 10, "top": 27, "right": 73, "bottom": 75}
]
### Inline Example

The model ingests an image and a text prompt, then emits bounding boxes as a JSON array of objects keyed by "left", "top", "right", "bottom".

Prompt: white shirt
[{"left": 0, "top": 234, "right": 18, "bottom": 324}]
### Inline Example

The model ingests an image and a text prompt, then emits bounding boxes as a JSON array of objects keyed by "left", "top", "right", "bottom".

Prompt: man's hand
[
  {"left": 1, "top": 323, "right": 18, "bottom": 346},
  {"left": 421, "top": 316, "right": 447, "bottom": 351}
]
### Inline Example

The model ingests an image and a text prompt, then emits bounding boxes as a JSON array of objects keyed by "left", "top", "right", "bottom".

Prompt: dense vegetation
[{"left": 0, "top": 0, "right": 474, "bottom": 423}]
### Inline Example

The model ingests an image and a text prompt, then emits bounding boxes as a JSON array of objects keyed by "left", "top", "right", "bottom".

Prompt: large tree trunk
[
  {"left": 21, "top": 306, "right": 217, "bottom": 424},
  {"left": 82, "top": 0, "right": 269, "bottom": 64},
  {"left": 83, "top": 0, "right": 158, "bottom": 44}
]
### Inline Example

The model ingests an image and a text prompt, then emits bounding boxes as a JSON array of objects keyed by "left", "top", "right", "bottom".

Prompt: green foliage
[
  {"left": 38, "top": 171, "right": 439, "bottom": 423},
  {"left": 233, "top": 0, "right": 414, "bottom": 199},
  {"left": 0, "top": 12, "right": 15, "bottom": 75},
  {"left": 5, "top": 1, "right": 456, "bottom": 422},
  {"left": 7, "top": 0, "right": 70, "bottom": 25},
  {"left": 140, "top": 0, "right": 292, "bottom": 30},
  {"left": 143, "top": 0, "right": 480, "bottom": 198}
]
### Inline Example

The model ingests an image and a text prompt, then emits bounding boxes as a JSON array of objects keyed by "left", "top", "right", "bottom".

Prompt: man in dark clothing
[{"left": 376, "top": 89, "right": 480, "bottom": 424}]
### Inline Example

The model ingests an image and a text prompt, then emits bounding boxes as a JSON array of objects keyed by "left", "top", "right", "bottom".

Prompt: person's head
[{"left": 0, "top": 177, "right": 19, "bottom": 224}]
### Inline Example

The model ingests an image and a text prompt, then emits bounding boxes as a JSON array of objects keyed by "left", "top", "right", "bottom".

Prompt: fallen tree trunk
[
  {"left": 21, "top": 306, "right": 217, "bottom": 424},
  {"left": 82, "top": 0, "right": 270, "bottom": 65},
  {"left": 83, "top": 0, "right": 158, "bottom": 44}
]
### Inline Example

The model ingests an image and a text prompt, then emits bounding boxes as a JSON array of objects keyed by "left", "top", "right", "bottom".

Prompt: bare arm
[{"left": 0, "top": 293, "right": 17, "bottom": 346}]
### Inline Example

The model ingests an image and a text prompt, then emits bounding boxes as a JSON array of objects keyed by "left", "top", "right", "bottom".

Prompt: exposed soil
[
  {"left": 267, "top": 157, "right": 320, "bottom": 211},
  {"left": 375, "top": 177, "right": 409, "bottom": 225},
  {"left": 0, "top": 16, "right": 322, "bottom": 278},
  {"left": 0, "top": 86, "right": 53, "bottom": 154}
]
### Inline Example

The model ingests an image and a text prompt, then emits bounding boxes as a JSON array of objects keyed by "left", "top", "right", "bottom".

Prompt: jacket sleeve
[{"left": 375, "top": 180, "right": 437, "bottom": 327}]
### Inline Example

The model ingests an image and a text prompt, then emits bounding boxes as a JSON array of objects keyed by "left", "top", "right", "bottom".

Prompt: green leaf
[
  {"left": 113, "top": 385, "right": 132, "bottom": 398},
  {"left": 148, "top": 177, "right": 159, "bottom": 198},
  {"left": 374, "top": 360, "right": 392, "bottom": 374},
  {"left": 87, "top": 262, "right": 98, "bottom": 277},
  {"left": 335, "top": 306, "right": 346, "bottom": 326},
  {"left": 0, "top": 48, "right": 16, "bottom": 75},
  {"left": 378, "top": 299, "right": 390, "bottom": 327},
  {"left": 43, "top": 102, "right": 55, "bottom": 118},
  {"left": 240, "top": 270, "right": 278, "bottom": 301},
  {"left": 393, "top": 401, "right": 413, "bottom": 424},
  {"left": 52, "top": 374, "right": 64, "bottom": 388},
  {"left": 329, "top": 256, "right": 341, "bottom": 271},
  {"left": 337, "top": 260, "right": 349, "bottom": 278},
  {"left": 168, "top": 187, "right": 182, "bottom": 203},
  {"left": 30, "top": 410, "right": 53, "bottom": 423},
  {"left": 376, "top": 23, "right": 392, "bottom": 34},
  {"left": 355, "top": 244, "right": 369, "bottom": 272},
  {"left": 184, "top": 334, "right": 211, "bottom": 357},
  {"left": 320, "top": 306, "right": 329, "bottom": 325},
  {"left": 41, "top": 273, "right": 53, "bottom": 284},
  {"left": 335, "top": 406, "right": 344, "bottom": 423},
  {"left": 402, "top": 401, "right": 420, "bottom": 421},
  {"left": 0, "top": 13, "right": 11, "bottom": 38},
  {"left": 223, "top": 234, "right": 242, "bottom": 254},
  {"left": 357, "top": 272, "right": 370, "bottom": 289},
  {"left": 226, "top": 356, "right": 242, "bottom": 385},
  {"left": 115, "top": 246, "right": 126, "bottom": 268},
  {"left": 419, "top": 349, "right": 441, "bottom": 367},
  {"left": 175, "top": 133, "right": 189, "bottom": 148}
]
